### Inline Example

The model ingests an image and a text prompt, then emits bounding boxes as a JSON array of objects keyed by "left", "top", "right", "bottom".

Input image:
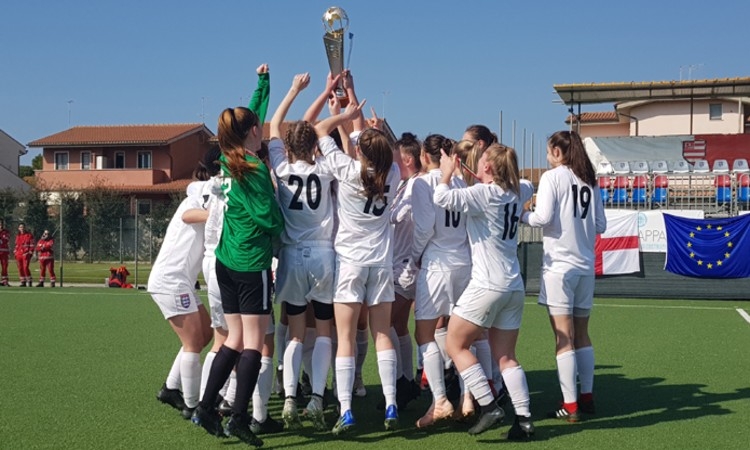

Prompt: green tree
[
  {"left": 21, "top": 187, "right": 52, "bottom": 238},
  {"left": 32, "top": 154, "right": 43, "bottom": 170},
  {"left": 82, "top": 185, "right": 128, "bottom": 262},
  {"left": 0, "top": 188, "right": 20, "bottom": 221},
  {"left": 19, "top": 166, "right": 34, "bottom": 178},
  {"left": 60, "top": 192, "right": 87, "bottom": 260}
]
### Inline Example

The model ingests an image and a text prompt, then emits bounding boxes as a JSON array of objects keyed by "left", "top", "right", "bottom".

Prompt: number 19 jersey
[
  {"left": 269, "top": 138, "right": 336, "bottom": 245},
  {"left": 319, "top": 135, "right": 401, "bottom": 267}
]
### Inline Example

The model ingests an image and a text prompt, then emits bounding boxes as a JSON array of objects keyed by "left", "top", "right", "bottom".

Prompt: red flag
[{"left": 595, "top": 212, "right": 640, "bottom": 276}]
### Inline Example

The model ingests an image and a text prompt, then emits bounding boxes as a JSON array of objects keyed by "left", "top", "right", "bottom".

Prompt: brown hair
[
  {"left": 395, "top": 132, "right": 421, "bottom": 171},
  {"left": 484, "top": 143, "right": 520, "bottom": 195},
  {"left": 452, "top": 139, "right": 483, "bottom": 186},
  {"left": 358, "top": 128, "right": 393, "bottom": 200},
  {"left": 464, "top": 124, "right": 497, "bottom": 150},
  {"left": 284, "top": 120, "right": 317, "bottom": 164},
  {"left": 217, "top": 107, "right": 260, "bottom": 182},
  {"left": 194, "top": 145, "right": 222, "bottom": 181},
  {"left": 548, "top": 130, "right": 595, "bottom": 186},
  {"left": 422, "top": 134, "right": 455, "bottom": 164}
]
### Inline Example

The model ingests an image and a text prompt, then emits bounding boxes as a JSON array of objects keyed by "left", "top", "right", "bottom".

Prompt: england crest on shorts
[{"left": 176, "top": 293, "right": 191, "bottom": 309}]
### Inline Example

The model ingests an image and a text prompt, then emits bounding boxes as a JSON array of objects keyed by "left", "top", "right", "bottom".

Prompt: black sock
[
  {"left": 231, "top": 349, "right": 263, "bottom": 421},
  {"left": 200, "top": 346, "right": 239, "bottom": 409},
  {"left": 481, "top": 401, "right": 499, "bottom": 415}
]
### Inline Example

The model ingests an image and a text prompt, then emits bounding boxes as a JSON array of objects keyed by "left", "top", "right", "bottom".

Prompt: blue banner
[{"left": 664, "top": 214, "right": 750, "bottom": 278}]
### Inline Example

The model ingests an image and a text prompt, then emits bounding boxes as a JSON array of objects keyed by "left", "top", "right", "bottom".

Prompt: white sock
[
  {"left": 355, "top": 329, "right": 369, "bottom": 377},
  {"left": 302, "top": 327, "right": 317, "bottom": 377},
  {"left": 398, "top": 334, "right": 414, "bottom": 381},
  {"left": 420, "top": 342, "right": 446, "bottom": 398},
  {"left": 556, "top": 350, "right": 578, "bottom": 404},
  {"left": 252, "top": 356, "right": 273, "bottom": 422},
  {"left": 275, "top": 322, "right": 288, "bottom": 369},
  {"left": 180, "top": 352, "right": 201, "bottom": 408},
  {"left": 473, "top": 340, "right": 493, "bottom": 380},
  {"left": 460, "top": 363, "right": 493, "bottom": 407},
  {"left": 575, "top": 346, "right": 595, "bottom": 394},
  {"left": 335, "top": 356, "right": 355, "bottom": 413},
  {"left": 224, "top": 371, "right": 237, "bottom": 404},
  {"left": 503, "top": 365, "right": 531, "bottom": 417},
  {"left": 389, "top": 327, "right": 402, "bottom": 380},
  {"left": 166, "top": 348, "right": 183, "bottom": 390},
  {"left": 283, "top": 340, "right": 303, "bottom": 398},
  {"left": 434, "top": 327, "right": 452, "bottom": 369},
  {"left": 200, "top": 351, "right": 216, "bottom": 401},
  {"left": 377, "top": 349, "right": 398, "bottom": 408},
  {"left": 311, "top": 336, "right": 332, "bottom": 397}
]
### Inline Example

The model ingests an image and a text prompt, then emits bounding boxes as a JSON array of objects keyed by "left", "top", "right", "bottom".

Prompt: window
[
  {"left": 114, "top": 152, "right": 125, "bottom": 169},
  {"left": 709, "top": 103, "right": 723, "bottom": 120},
  {"left": 81, "top": 152, "right": 91, "bottom": 170},
  {"left": 137, "top": 200, "right": 151, "bottom": 215},
  {"left": 54, "top": 152, "right": 69, "bottom": 170},
  {"left": 137, "top": 151, "right": 152, "bottom": 169}
]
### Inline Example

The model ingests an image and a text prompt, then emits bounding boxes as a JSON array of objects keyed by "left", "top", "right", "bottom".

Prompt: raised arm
[
  {"left": 248, "top": 64, "right": 270, "bottom": 125},
  {"left": 342, "top": 71, "right": 365, "bottom": 132},
  {"left": 314, "top": 100, "right": 366, "bottom": 140},
  {"left": 303, "top": 72, "right": 341, "bottom": 123},
  {"left": 270, "top": 73, "right": 310, "bottom": 140}
]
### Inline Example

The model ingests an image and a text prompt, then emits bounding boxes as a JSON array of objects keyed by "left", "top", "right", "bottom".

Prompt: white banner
[{"left": 636, "top": 210, "right": 704, "bottom": 253}]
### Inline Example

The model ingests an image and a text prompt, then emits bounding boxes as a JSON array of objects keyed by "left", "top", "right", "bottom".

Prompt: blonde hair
[
  {"left": 452, "top": 139, "right": 483, "bottom": 186},
  {"left": 484, "top": 143, "right": 520, "bottom": 195}
]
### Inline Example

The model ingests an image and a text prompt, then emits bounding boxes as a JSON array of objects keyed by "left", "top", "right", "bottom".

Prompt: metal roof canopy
[{"left": 554, "top": 77, "right": 750, "bottom": 105}]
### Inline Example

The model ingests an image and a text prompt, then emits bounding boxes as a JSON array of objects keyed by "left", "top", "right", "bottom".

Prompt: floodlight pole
[
  {"left": 59, "top": 199, "right": 63, "bottom": 287},
  {"left": 134, "top": 199, "right": 139, "bottom": 287}
]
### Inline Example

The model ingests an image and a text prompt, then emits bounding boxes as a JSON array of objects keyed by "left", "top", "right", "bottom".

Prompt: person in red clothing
[
  {"left": 0, "top": 219, "right": 10, "bottom": 286},
  {"left": 35, "top": 229, "right": 55, "bottom": 287},
  {"left": 14, "top": 223, "right": 34, "bottom": 287}
]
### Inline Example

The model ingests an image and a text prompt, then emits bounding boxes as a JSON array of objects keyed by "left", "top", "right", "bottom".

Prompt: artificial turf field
[{"left": 1, "top": 287, "right": 748, "bottom": 449}]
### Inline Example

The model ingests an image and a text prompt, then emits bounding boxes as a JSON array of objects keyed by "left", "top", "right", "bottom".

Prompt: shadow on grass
[{"left": 258, "top": 365, "right": 750, "bottom": 447}]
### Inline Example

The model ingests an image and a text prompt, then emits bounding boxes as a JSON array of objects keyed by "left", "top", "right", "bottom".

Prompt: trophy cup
[{"left": 322, "top": 6, "right": 350, "bottom": 106}]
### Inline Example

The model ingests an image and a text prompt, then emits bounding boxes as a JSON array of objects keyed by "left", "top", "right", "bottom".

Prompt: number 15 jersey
[
  {"left": 319, "top": 135, "right": 401, "bottom": 267},
  {"left": 524, "top": 165, "right": 607, "bottom": 274}
]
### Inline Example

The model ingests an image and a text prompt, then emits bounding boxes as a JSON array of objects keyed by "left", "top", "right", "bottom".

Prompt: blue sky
[{"left": 3, "top": 0, "right": 748, "bottom": 168}]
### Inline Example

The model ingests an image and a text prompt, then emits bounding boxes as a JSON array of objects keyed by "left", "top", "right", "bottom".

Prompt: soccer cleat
[
  {"left": 395, "top": 376, "right": 416, "bottom": 411},
  {"left": 225, "top": 416, "right": 264, "bottom": 447},
  {"left": 181, "top": 406, "right": 196, "bottom": 420},
  {"left": 579, "top": 398, "right": 596, "bottom": 415},
  {"left": 50, "top": 281, "right": 55, "bottom": 288},
  {"left": 506, "top": 415, "right": 535, "bottom": 440},
  {"left": 156, "top": 383, "right": 185, "bottom": 411},
  {"left": 36, "top": 281, "right": 44, "bottom": 287},
  {"left": 331, "top": 410, "right": 356, "bottom": 436},
  {"left": 452, "top": 392, "right": 476, "bottom": 422},
  {"left": 384, "top": 404, "right": 398, "bottom": 430},
  {"left": 217, "top": 400, "right": 233, "bottom": 417},
  {"left": 306, "top": 395, "right": 327, "bottom": 431},
  {"left": 281, "top": 397, "right": 302, "bottom": 430},
  {"left": 468, "top": 404, "right": 505, "bottom": 435},
  {"left": 547, "top": 406, "right": 580, "bottom": 423},
  {"left": 191, "top": 405, "right": 225, "bottom": 437},
  {"left": 415, "top": 397, "right": 454, "bottom": 428},
  {"left": 250, "top": 415, "right": 284, "bottom": 435},
  {"left": 353, "top": 375, "right": 366, "bottom": 397}
]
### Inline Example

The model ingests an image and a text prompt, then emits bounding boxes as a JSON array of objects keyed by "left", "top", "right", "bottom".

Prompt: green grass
[{"left": 0, "top": 288, "right": 748, "bottom": 449}]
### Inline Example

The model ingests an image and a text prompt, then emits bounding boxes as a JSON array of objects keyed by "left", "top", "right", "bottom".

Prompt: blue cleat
[
  {"left": 384, "top": 404, "right": 398, "bottom": 430},
  {"left": 331, "top": 410, "right": 356, "bottom": 436}
]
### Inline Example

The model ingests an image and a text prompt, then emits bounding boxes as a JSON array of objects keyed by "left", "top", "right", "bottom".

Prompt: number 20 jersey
[
  {"left": 269, "top": 138, "right": 336, "bottom": 246},
  {"left": 319, "top": 135, "right": 401, "bottom": 267}
]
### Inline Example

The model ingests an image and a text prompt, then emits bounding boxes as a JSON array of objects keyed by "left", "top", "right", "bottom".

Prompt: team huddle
[{"left": 146, "top": 66, "right": 607, "bottom": 447}]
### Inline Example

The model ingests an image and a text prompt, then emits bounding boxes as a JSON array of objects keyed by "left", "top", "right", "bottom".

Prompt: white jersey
[
  {"left": 434, "top": 180, "right": 534, "bottom": 291},
  {"left": 390, "top": 175, "right": 418, "bottom": 272},
  {"left": 319, "top": 135, "right": 401, "bottom": 267},
  {"left": 268, "top": 138, "right": 335, "bottom": 246},
  {"left": 203, "top": 176, "right": 225, "bottom": 257},
  {"left": 148, "top": 187, "right": 208, "bottom": 293},
  {"left": 411, "top": 169, "right": 471, "bottom": 270},
  {"left": 523, "top": 165, "right": 607, "bottom": 274}
]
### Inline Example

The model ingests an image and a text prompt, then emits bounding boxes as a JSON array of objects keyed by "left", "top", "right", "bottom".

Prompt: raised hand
[
  {"left": 366, "top": 107, "right": 380, "bottom": 130},
  {"left": 256, "top": 63, "right": 269, "bottom": 75},
  {"left": 292, "top": 73, "right": 311, "bottom": 92}
]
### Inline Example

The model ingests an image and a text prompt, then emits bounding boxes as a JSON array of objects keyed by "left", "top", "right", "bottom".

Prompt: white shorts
[
  {"left": 334, "top": 260, "right": 394, "bottom": 307},
  {"left": 202, "top": 256, "right": 227, "bottom": 329},
  {"left": 151, "top": 290, "right": 202, "bottom": 320},
  {"left": 538, "top": 270, "right": 594, "bottom": 316},
  {"left": 393, "top": 258, "right": 417, "bottom": 299},
  {"left": 275, "top": 243, "right": 335, "bottom": 307},
  {"left": 452, "top": 284, "right": 525, "bottom": 330},
  {"left": 414, "top": 265, "right": 471, "bottom": 321}
]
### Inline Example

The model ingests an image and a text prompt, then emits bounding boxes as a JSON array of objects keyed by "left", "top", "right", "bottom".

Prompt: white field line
[
  {"left": 523, "top": 301, "right": 737, "bottom": 311},
  {"left": 736, "top": 308, "right": 750, "bottom": 325}
]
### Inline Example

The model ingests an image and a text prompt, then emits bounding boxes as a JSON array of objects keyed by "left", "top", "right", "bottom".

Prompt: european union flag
[{"left": 664, "top": 214, "right": 750, "bottom": 278}]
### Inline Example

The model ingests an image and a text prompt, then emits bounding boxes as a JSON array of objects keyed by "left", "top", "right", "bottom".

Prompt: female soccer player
[
  {"left": 521, "top": 130, "right": 606, "bottom": 422},
  {"left": 458, "top": 125, "right": 497, "bottom": 186},
  {"left": 267, "top": 72, "right": 338, "bottom": 431},
  {"left": 314, "top": 78, "right": 402, "bottom": 435},
  {"left": 411, "top": 134, "right": 472, "bottom": 428},
  {"left": 192, "top": 106, "right": 284, "bottom": 447},
  {"left": 436, "top": 143, "right": 536, "bottom": 439}
]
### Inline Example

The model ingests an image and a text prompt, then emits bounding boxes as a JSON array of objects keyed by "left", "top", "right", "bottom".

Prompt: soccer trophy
[{"left": 322, "top": 6, "right": 350, "bottom": 106}]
